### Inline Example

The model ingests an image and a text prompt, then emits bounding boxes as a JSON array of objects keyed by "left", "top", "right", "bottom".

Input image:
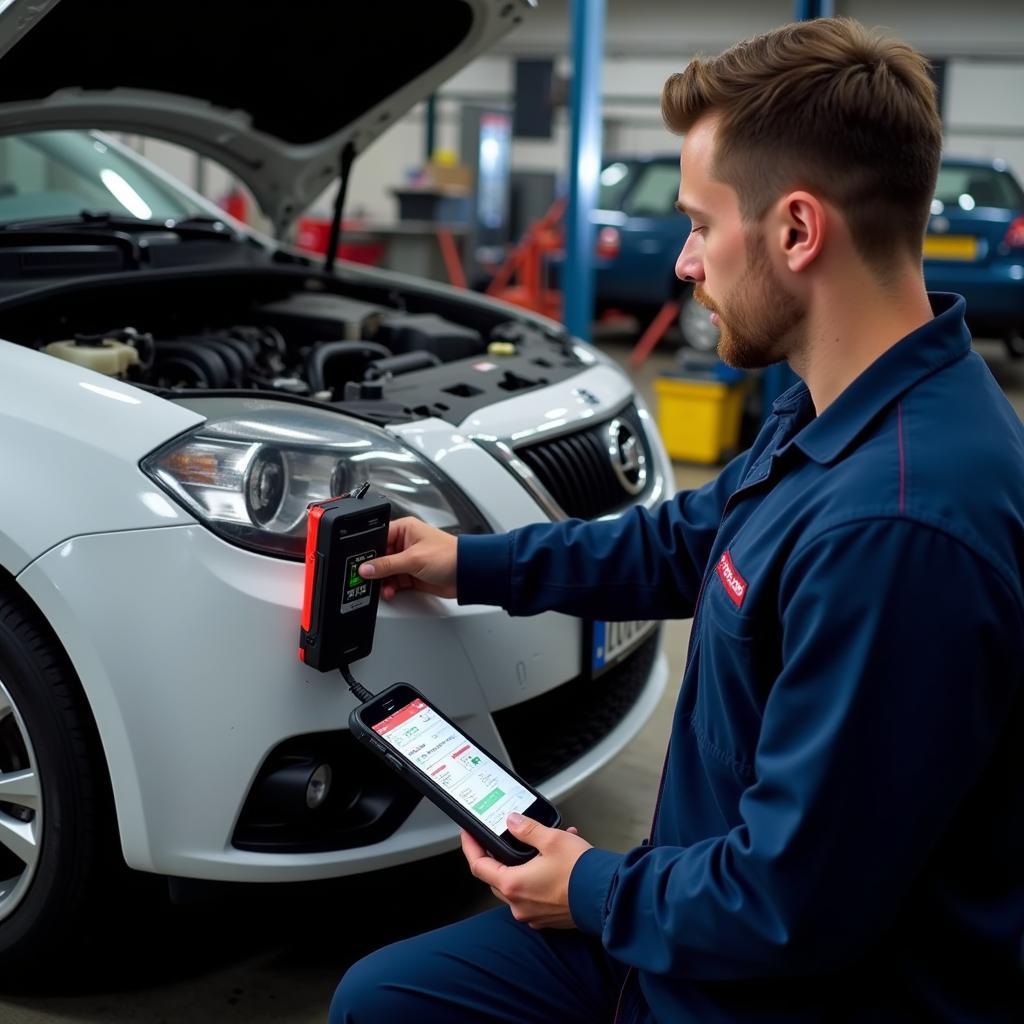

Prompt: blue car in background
[
  {"left": 592, "top": 156, "right": 718, "bottom": 350},
  {"left": 925, "top": 158, "right": 1024, "bottom": 356},
  {"left": 593, "top": 155, "right": 1024, "bottom": 357}
]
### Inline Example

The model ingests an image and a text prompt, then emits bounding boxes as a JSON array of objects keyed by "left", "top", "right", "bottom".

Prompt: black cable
[{"left": 340, "top": 664, "right": 374, "bottom": 704}]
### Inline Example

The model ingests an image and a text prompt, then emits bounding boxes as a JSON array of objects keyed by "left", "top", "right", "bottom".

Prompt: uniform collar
[{"left": 782, "top": 293, "right": 971, "bottom": 466}]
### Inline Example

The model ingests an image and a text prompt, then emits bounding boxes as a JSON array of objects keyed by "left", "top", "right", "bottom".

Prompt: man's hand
[
  {"left": 358, "top": 517, "right": 458, "bottom": 601},
  {"left": 461, "top": 813, "right": 592, "bottom": 929}
]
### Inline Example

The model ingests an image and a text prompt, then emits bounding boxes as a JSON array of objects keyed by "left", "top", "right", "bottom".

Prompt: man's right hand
[{"left": 357, "top": 517, "right": 458, "bottom": 601}]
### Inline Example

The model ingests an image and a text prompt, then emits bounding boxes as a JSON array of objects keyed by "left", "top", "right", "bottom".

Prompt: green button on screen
[{"left": 473, "top": 788, "right": 504, "bottom": 814}]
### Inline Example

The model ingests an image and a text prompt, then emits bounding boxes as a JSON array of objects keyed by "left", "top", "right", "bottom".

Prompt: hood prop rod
[{"left": 324, "top": 141, "right": 357, "bottom": 275}]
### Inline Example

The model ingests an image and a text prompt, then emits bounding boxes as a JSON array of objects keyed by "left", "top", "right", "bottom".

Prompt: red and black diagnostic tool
[
  {"left": 299, "top": 483, "right": 391, "bottom": 672},
  {"left": 298, "top": 483, "right": 564, "bottom": 864}
]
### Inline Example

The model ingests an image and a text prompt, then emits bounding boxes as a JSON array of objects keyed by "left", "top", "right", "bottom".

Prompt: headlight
[{"left": 141, "top": 401, "right": 489, "bottom": 559}]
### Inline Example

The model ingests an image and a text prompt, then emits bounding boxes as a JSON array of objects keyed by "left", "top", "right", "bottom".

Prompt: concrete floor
[{"left": 3, "top": 331, "right": 1022, "bottom": 1023}]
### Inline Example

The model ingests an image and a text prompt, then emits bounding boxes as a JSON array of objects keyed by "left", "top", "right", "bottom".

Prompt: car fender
[
  {"left": 15, "top": 546, "right": 157, "bottom": 867},
  {"left": 0, "top": 339, "right": 203, "bottom": 574}
]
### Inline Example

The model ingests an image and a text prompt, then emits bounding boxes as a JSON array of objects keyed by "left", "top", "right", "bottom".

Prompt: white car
[{"left": 0, "top": 0, "right": 671, "bottom": 967}]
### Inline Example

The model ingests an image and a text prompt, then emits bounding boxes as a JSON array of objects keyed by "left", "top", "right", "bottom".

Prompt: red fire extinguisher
[{"left": 221, "top": 185, "right": 249, "bottom": 224}]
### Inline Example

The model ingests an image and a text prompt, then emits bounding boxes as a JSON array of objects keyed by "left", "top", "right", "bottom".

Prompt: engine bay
[{"left": 0, "top": 265, "right": 586, "bottom": 426}]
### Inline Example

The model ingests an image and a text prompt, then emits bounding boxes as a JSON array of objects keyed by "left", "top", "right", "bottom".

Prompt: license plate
[
  {"left": 590, "top": 620, "right": 656, "bottom": 676},
  {"left": 923, "top": 234, "right": 978, "bottom": 261}
]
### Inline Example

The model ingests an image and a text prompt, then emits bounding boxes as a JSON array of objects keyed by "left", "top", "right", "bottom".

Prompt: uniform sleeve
[
  {"left": 456, "top": 448, "right": 750, "bottom": 620},
  {"left": 568, "top": 518, "right": 1023, "bottom": 978}
]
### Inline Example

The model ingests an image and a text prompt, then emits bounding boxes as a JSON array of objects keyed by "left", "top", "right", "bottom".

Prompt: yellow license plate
[{"left": 923, "top": 235, "right": 978, "bottom": 260}]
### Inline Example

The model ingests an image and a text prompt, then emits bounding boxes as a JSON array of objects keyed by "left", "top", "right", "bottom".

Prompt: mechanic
[{"left": 330, "top": 17, "right": 1024, "bottom": 1023}]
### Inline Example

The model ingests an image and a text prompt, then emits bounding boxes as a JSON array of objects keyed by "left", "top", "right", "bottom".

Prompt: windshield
[
  {"left": 934, "top": 164, "right": 1024, "bottom": 212},
  {"left": 621, "top": 162, "right": 681, "bottom": 218},
  {"left": 0, "top": 130, "right": 204, "bottom": 224},
  {"left": 598, "top": 161, "right": 636, "bottom": 210},
  {"left": 598, "top": 160, "right": 681, "bottom": 217}
]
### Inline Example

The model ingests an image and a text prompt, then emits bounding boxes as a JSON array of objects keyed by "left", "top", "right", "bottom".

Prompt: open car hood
[{"left": 0, "top": 0, "right": 531, "bottom": 234}]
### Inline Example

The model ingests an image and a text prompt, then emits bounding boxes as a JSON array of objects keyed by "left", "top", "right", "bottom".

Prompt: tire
[
  {"left": 677, "top": 287, "right": 720, "bottom": 352},
  {"left": 0, "top": 580, "right": 110, "bottom": 973}
]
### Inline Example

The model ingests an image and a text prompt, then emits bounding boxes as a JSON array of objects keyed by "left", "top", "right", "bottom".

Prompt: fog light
[{"left": 306, "top": 763, "right": 332, "bottom": 809}]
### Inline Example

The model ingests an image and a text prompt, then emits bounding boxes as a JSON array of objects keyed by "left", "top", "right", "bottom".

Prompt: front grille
[
  {"left": 492, "top": 626, "right": 661, "bottom": 786},
  {"left": 515, "top": 403, "right": 652, "bottom": 519}
]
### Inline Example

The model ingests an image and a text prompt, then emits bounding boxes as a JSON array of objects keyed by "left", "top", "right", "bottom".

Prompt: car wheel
[
  {"left": 0, "top": 582, "right": 109, "bottom": 972},
  {"left": 677, "top": 289, "right": 720, "bottom": 352},
  {"left": 1004, "top": 330, "right": 1024, "bottom": 359}
]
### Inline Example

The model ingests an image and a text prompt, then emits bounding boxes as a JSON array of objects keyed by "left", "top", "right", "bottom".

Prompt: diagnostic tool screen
[
  {"left": 340, "top": 549, "right": 374, "bottom": 614},
  {"left": 373, "top": 698, "right": 534, "bottom": 836}
]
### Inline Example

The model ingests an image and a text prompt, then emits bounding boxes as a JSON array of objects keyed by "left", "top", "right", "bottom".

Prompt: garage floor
[{"left": 3, "top": 333, "right": 1022, "bottom": 1023}]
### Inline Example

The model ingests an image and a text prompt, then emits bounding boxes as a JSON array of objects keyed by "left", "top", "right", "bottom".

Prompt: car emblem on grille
[
  {"left": 930, "top": 216, "right": 950, "bottom": 234},
  {"left": 607, "top": 418, "right": 647, "bottom": 495}
]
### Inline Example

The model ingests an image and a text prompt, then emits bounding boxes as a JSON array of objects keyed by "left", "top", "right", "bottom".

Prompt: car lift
[
  {"left": 484, "top": 198, "right": 566, "bottom": 321},
  {"left": 629, "top": 300, "right": 681, "bottom": 368}
]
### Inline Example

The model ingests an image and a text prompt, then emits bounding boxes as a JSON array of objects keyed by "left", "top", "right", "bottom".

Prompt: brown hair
[{"left": 661, "top": 17, "right": 942, "bottom": 268}]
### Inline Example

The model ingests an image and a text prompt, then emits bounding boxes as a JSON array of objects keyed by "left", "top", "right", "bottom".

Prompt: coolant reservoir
[{"left": 44, "top": 338, "right": 140, "bottom": 377}]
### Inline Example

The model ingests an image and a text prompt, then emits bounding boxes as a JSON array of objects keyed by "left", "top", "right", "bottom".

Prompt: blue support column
[
  {"left": 795, "top": 0, "right": 834, "bottom": 19},
  {"left": 563, "top": 0, "right": 605, "bottom": 341}
]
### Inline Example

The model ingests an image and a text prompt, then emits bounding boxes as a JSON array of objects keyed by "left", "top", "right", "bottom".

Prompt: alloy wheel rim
[
  {"left": 0, "top": 678, "right": 42, "bottom": 922},
  {"left": 679, "top": 295, "right": 720, "bottom": 352}
]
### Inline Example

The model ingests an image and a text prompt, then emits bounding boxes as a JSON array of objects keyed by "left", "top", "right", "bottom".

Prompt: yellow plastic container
[{"left": 654, "top": 375, "right": 747, "bottom": 464}]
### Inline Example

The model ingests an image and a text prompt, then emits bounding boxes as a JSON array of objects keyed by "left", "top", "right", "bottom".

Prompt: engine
[
  {"left": 21, "top": 278, "right": 584, "bottom": 426},
  {"left": 40, "top": 292, "right": 492, "bottom": 398}
]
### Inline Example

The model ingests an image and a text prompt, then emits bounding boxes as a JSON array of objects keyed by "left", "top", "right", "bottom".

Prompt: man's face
[{"left": 674, "top": 118, "right": 805, "bottom": 369}]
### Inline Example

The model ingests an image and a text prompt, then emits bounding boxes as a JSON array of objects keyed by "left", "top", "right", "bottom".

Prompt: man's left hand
[{"left": 460, "top": 813, "right": 592, "bottom": 929}]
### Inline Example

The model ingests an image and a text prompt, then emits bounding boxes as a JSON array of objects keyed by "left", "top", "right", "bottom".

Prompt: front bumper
[{"left": 18, "top": 523, "right": 667, "bottom": 881}]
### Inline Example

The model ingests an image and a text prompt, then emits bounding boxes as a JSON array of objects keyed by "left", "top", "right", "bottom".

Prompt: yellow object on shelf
[{"left": 654, "top": 375, "right": 747, "bottom": 464}]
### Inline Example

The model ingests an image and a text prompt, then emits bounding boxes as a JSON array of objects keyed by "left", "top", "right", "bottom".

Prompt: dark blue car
[
  {"left": 593, "top": 154, "right": 1024, "bottom": 356},
  {"left": 592, "top": 156, "right": 717, "bottom": 350},
  {"left": 924, "top": 158, "right": 1024, "bottom": 355}
]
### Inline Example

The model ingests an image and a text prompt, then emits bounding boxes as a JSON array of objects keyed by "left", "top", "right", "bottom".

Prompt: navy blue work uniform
[{"left": 332, "top": 294, "right": 1024, "bottom": 1023}]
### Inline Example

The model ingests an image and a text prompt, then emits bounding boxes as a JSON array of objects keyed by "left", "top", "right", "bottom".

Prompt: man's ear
[{"left": 773, "top": 190, "right": 825, "bottom": 273}]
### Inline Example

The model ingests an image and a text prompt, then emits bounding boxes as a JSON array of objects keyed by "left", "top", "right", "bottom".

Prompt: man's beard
[{"left": 694, "top": 231, "right": 805, "bottom": 370}]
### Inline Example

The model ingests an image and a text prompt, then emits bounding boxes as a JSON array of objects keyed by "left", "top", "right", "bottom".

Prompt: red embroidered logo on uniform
[{"left": 716, "top": 551, "right": 747, "bottom": 607}]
